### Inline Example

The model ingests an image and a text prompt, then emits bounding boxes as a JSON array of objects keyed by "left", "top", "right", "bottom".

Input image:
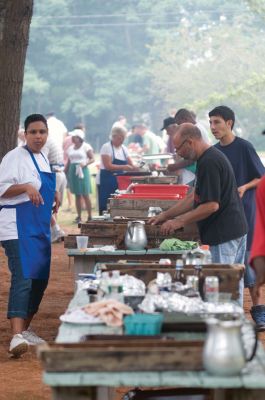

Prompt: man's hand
[
  {"left": 160, "top": 218, "right": 184, "bottom": 234},
  {"left": 148, "top": 213, "right": 166, "bottom": 225},
  {"left": 53, "top": 191, "right": 60, "bottom": 214},
  {"left": 238, "top": 185, "right": 247, "bottom": 198},
  {"left": 26, "top": 184, "right": 44, "bottom": 206}
]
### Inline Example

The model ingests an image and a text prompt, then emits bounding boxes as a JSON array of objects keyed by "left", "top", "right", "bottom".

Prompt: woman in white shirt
[
  {"left": 0, "top": 114, "right": 59, "bottom": 357},
  {"left": 99, "top": 126, "right": 137, "bottom": 214},
  {"left": 65, "top": 129, "right": 95, "bottom": 223}
]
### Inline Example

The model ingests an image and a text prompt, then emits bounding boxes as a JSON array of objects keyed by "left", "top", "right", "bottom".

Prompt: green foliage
[{"left": 21, "top": 0, "right": 265, "bottom": 148}]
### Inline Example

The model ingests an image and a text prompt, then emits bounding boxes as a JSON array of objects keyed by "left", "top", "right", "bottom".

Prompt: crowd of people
[{"left": 1, "top": 104, "right": 265, "bottom": 357}]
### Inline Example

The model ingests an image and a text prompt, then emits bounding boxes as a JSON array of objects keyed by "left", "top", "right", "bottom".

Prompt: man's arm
[
  {"left": 3, "top": 184, "right": 44, "bottom": 206},
  {"left": 149, "top": 190, "right": 194, "bottom": 225},
  {"left": 167, "top": 159, "right": 194, "bottom": 172},
  {"left": 238, "top": 178, "right": 261, "bottom": 198},
  {"left": 160, "top": 201, "right": 219, "bottom": 234}
]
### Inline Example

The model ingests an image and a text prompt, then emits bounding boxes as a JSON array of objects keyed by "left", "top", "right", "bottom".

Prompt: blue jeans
[
  {"left": 244, "top": 250, "right": 256, "bottom": 288},
  {"left": 210, "top": 235, "right": 247, "bottom": 306},
  {"left": 1, "top": 239, "right": 48, "bottom": 319}
]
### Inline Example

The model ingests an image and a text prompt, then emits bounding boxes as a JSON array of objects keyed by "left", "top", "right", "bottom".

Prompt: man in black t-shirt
[{"left": 150, "top": 123, "right": 247, "bottom": 268}]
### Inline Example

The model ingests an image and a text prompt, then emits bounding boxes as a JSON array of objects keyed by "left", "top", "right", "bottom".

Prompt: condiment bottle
[
  {"left": 174, "top": 259, "right": 186, "bottom": 284},
  {"left": 194, "top": 258, "right": 205, "bottom": 299},
  {"left": 200, "top": 244, "right": 212, "bottom": 264},
  {"left": 107, "top": 270, "right": 124, "bottom": 303}
]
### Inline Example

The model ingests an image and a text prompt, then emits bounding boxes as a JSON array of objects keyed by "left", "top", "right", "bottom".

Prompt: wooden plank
[
  {"left": 97, "top": 264, "right": 244, "bottom": 300},
  {"left": 63, "top": 221, "right": 199, "bottom": 248},
  {"left": 109, "top": 196, "right": 182, "bottom": 219},
  {"left": 38, "top": 339, "right": 204, "bottom": 373},
  {"left": 130, "top": 176, "right": 179, "bottom": 184}
]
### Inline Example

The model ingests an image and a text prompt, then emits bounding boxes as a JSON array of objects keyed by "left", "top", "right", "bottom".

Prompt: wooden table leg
[
  {"left": 51, "top": 386, "right": 97, "bottom": 400},
  {"left": 72, "top": 255, "right": 95, "bottom": 283}
]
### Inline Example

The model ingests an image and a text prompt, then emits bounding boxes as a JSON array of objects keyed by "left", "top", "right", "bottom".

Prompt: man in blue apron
[{"left": 0, "top": 114, "right": 59, "bottom": 357}]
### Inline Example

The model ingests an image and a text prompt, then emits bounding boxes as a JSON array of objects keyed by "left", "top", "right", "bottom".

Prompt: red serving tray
[
  {"left": 131, "top": 184, "right": 189, "bottom": 197},
  {"left": 116, "top": 193, "right": 185, "bottom": 200}
]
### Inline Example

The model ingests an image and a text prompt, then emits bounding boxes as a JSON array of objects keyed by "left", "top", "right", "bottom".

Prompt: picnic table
[{"left": 38, "top": 289, "right": 265, "bottom": 400}]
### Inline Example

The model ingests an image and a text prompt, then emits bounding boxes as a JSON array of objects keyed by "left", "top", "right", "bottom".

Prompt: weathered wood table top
[{"left": 41, "top": 289, "right": 265, "bottom": 400}]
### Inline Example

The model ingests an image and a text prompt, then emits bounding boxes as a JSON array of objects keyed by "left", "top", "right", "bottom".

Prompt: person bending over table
[
  {"left": 149, "top": 123, "right": 247, "bottom": 303},
  {"left": 0, "top": 114, "right": 59, "bottom": 357},
  {"left": 98, "top": 125, "right": 138, "bottom": 214}
]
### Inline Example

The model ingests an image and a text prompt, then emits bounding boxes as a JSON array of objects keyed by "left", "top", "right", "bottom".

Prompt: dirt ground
[{"left": 0, "top": 226, "right": 265, "bottom": 400}]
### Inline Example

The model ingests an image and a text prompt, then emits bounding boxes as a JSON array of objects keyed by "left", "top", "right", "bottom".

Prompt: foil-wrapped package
[
  {"left": 156, "top": 272, "right": 172, "bottom": 291},
  {"left": 120, "top": 274, "right": 146, "bottom": 296}
]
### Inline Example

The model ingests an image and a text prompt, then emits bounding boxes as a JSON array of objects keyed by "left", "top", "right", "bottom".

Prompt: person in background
[
  {"left": 209, "top": 105, "right": 265, "bottom": 326},
  {"left": 161, "top": 116, "right": 176, "bottom": 154},
  {"left": 112, "top": 115, "right": 127, "bottom": 129},
  {"left": 63, "top": 130, "right": 74, "bottom": 211},
  {"left": 250, "top": 176, "right": 265, "bottom": 330},
  {"left": 137, "top": 123, "right": 164, "bottom": 169},
  {"left": 65, "top": 129, "right": 95, "bottom": 223},
  {"left": 17, "top": 127, "right": 26, "bottom": 147},
  {"left": 0, "top": 114, "right": 59, "bottom": 357},
  {"left": 163, "top": 110, "right": 197, "bottom": 183},
  {"left": 63, "top": 123, "right": 86, "bottom": 212},
  {"left": 149, "top": 123, "right": 248, "bottom": 305},
  {"left": 42, "top": 136, "right": 67, "bottom": 243},
  {"left": 46, "top": 112, "right": 67, "bottom": 149},
  {"left": 99, "top": 126, "right": 137, "bottom": 214}
]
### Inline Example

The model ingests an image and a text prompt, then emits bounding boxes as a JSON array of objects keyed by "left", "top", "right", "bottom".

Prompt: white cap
[{"left": 70, "top": 128, "right": 85, "bottom": 140}]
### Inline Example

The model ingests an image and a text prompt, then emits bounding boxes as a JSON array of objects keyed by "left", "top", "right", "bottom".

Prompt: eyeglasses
[{"left": 175, "top": 138, "right": 189, "bottom": 152}]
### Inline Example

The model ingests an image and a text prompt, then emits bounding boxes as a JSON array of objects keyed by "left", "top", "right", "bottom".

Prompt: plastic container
[
  {"left": 131, "top": 184, "right": 189, "bottom": 198},
  {"left": 124, "top": 313, "right": 164, "bottom": 335},
  {"left": 116, "top": 193, "right": 183, "bottom": 200},
  {"left": 116, "top": 175, "right": 133, "bottom": 190}
]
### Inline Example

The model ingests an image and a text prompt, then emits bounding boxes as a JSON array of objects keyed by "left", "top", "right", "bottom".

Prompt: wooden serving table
[
  {"left": 38, "top": 290, "right": 265, "bottom": 400},
  {"left": 64, "top": 219, "right": 199, "bottom": 248},
  {"left": 68, "top": 248, "right": 186, "bottom": 281},
  {"left": 97, "top": 262, "right": 244, "bottom": 301}
]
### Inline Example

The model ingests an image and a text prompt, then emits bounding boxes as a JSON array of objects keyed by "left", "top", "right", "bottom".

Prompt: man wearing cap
[{"left": 161, "top": 116, "right": 176, "bottom": 154}]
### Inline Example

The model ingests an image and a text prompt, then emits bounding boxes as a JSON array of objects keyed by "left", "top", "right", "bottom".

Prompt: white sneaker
[
  {"left": 51, "top": 228, "right": 65, "bottom": 243},
  {"left": 9, "top": 334, "right": 29, "bottom": 357},
  {"left": 22, "top": 328, "right": 46, "bottom": 345}
]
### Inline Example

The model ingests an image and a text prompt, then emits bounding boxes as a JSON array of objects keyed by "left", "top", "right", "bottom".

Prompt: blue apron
[
  {"left": 99, "top": 143, "right": 127, "bottom": 213},
  {"left": 1, "top": 146, "right": 56, "bottom": 280}
]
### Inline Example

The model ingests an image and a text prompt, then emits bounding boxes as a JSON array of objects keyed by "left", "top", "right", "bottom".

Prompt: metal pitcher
[
  {"left": 203, "top": 318, "right": 257, "bottom": 376},
  {"left": 125, "top": 220, "right": 147, "bottom": 250}
]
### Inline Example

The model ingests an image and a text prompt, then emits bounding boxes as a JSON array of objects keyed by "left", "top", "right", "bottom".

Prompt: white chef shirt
[
  {"left": 99, "top": 142, "right": 128, "bottom": 170},
  {"left": 0, "top": 147, "right": 51, "bottom": 240}
]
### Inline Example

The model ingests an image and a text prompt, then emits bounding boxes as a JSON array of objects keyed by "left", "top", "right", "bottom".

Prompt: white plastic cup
[{"left": 76, "top": 236, "right": 88, "bottom": 250}]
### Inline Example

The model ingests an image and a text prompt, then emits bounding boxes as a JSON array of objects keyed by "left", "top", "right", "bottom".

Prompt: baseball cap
[{"left": 160, "top": 117, "right": 176, "bottom": 131}]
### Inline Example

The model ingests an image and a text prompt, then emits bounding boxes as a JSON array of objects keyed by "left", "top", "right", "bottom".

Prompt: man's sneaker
[
  {"left": 9, "top": 334, "right": 29, "bottom": 357},
  {"left": 51, "top": 228, "right": 65, "bottom": 243},
  {"left": 22, "top": 328, "right": 46, "bottom": 345},
  {"left": 250, "top": 305, "right": 265, "bottom": 332}
]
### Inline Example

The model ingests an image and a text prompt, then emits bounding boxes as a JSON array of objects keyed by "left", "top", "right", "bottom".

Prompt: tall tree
[{"left": 0, "top": 0, "right": 33, "bottom": 160}]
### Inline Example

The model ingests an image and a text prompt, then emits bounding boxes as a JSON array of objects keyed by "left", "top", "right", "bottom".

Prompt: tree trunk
[{"left": 0, "top": 0, "right": 33, "bottom": 160}]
